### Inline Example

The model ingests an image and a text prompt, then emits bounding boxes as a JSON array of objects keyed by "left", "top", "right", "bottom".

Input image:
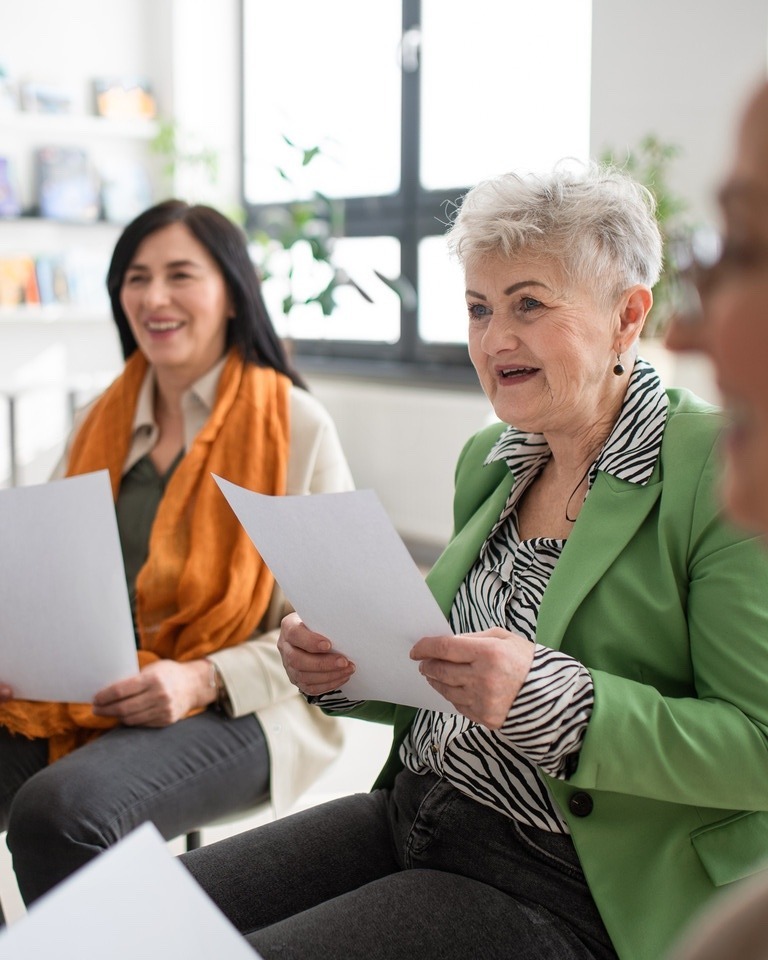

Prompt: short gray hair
[{"left": 445, "top": 161, "right": 663, "bottom": 304}]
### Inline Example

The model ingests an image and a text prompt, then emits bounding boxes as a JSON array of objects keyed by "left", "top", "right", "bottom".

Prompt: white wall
[
  {"left": 307, "top": 376, "right": 492, "bottom": 548},
  {"left": 590, "top": 0, "right": 768, "bottom": 226}
]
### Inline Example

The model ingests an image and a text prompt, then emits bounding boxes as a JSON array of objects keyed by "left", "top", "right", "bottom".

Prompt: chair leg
[{"left": 185, "top": 830, "right": 202, "bottom": 852}]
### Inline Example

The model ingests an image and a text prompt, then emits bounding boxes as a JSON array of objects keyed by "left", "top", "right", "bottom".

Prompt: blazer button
[{"left": 568, "top": 791, "right": 594, "bottom": 817}]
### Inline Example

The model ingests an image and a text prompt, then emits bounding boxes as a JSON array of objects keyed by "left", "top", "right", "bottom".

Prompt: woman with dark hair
[
  {"left": 107, "top": 199, "right": 300, "bottom": 378},
  {"left": 0, "top": 199, "right": 351, "bottom": 906}
]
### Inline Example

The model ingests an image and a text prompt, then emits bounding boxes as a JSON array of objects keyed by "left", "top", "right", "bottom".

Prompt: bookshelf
[
  {"left": 0, "top": 101, "right": 162, "bottom": 485},
  {"left": 0, "top": 111, "right": 164, "bottom": 318}
]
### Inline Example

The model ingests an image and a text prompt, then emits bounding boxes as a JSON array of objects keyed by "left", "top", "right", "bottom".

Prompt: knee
[
  {"left": 6, "top": 767, "right": 113, "bottom": 906},
  {"left": 7, "top": 767, "right": 102, "bottom": 856}
]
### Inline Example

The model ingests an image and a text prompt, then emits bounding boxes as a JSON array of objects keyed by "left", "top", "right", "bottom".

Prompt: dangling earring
[{"left": 613, "top": 353, "right": 625, "bottom": 376}]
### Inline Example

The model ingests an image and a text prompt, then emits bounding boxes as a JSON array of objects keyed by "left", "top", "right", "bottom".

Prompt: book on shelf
[
  {"left": 99, "top": 157, "right": 152, "bottom": 223},
  {"left": 34, "top": 255, "right": 70, "bottom": 305},
  {"left": 20, "top": 79, "right": 79, "bottom": 114},
  {"left": 0, "top": 256, "right": 40, "bottom": 307},
  {"left": 0, "top": 156, "right": 22, "bottom": 217},
  {"left": 0, "top": 251, "right": 111, "bottom": 313},
  {"left": 60, "top": 249, "right": 110, "bottom": 310},
  {"left": 93, "top": 76, "right": 157, "bottom": 120},
  {"left": 34, "top": 145, "right": 100, "bottom": 223}
]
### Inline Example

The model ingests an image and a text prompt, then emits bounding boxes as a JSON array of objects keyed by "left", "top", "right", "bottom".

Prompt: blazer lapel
[
  {"left": 426, "top": 447, "right": 663, "bottom": 650},
  {"left": 536, "top": 471, "right": 663, "bottom": 649}
]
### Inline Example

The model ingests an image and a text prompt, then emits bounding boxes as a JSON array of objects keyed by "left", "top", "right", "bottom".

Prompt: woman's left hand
[
  {"left": 410, "top": 629, "right": 535, "bottom": 729},
  {"left": 92, "top": 659, "right": 214, "bottom": 727}
]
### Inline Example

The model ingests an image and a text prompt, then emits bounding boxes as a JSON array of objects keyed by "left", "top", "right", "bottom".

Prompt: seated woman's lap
[
  {"left": 181, "top": 770, "right": 617, "bottom": 960},
  {"left": 248, "top": 869, "right": 598, "bottom": 960},
  {"left": 0, "top": 728, "right": 48, "bottom": 827},
  {"left": 180, "top": 789, "right": 400, "bottom": 934},
  {"left": 0, "top": 709, "right": 269, "bottom": 905}
]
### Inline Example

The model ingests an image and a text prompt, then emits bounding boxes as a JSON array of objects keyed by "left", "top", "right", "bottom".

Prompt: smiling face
[
  {"left": 119, "top": 222, "right": 233, "bottom": 384},
  {"left": 465, "top": 255, "right": 644, "bottom": 442}
]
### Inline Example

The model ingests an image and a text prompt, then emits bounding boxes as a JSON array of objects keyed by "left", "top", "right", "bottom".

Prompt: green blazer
[{"left": 344, "top": 390, "right": 768, "bottom": 960}]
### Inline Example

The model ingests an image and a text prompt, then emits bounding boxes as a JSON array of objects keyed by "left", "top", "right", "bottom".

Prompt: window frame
[{"left": 239, "top": 0, "right": 477, "bottom": 384}]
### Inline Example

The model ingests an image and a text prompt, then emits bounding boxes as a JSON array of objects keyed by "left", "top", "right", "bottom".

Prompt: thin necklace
[{"left": 565, "top": 463, "right": 592, "bottom": 523}]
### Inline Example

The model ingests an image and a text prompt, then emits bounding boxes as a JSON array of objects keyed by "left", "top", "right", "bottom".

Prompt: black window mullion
[{"left": 239, "top": 0, "right": 476, "bottom": 382}]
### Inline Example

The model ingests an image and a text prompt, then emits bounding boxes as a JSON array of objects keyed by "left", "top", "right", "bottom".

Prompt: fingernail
[{"left": 335, "top": 657, "right": 348, "bottom": 668}]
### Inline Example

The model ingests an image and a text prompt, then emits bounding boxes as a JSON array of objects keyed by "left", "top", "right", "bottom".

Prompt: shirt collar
[
  {"left": 131, "top": 356, "right": 227, "bottom": 435},
  {"left": 484, "top": 356, "right": 669, "bottom": 488}
]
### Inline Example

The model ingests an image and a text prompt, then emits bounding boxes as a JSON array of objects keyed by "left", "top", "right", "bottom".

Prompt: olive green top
[{"left": 115, "top": 451, "right": 184, "bottom": 643}]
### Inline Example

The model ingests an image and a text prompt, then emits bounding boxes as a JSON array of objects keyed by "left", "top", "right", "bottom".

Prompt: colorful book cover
[
  {"left": 93, "top": 76, "right": 156, "bottom": 120},
  {"left": 35, "top": 146, "right": 100, "bottom": 223},
  {"left": 35, "top": 255, "right": 70, "bottom": 305},
  {"left": 0, "top": 256, "right": 41, "bottom": 307},
  {"left": 0, "top": 157, "right": 21, "bottom": 217}
]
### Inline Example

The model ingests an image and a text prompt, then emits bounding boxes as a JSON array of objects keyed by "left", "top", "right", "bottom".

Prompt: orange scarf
[{"left": 0, "top": 349, "right": 290, "bottom": 761}]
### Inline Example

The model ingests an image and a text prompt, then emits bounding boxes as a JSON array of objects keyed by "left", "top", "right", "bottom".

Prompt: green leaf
[{"left": 302, "top": 146, "right": 321, "bottom": 166}]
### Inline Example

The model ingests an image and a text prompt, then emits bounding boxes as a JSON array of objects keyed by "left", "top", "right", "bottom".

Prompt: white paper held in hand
[
  {"left": 213, "top": 477, "right": 457, "bottom": 713},
  {"left": 0, "top": 469, "right": 138, "bottom": 702}
]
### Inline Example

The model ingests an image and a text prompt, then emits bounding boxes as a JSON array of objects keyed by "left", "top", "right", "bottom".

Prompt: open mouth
[
  {"left": 499, "top": 366, "right": 539, "bottom": 379},
  {"left": 145, "top": 320, "right": 184, "bottom": 332}
]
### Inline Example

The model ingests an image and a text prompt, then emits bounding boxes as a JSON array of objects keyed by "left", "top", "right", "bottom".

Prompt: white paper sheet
[
  {"left": 0, "top": 469, "right": 139, "bottom": 702},
  {"left": 214, "top": 477, "right": 456, "bottom": 713},
  {"left": 0, "top": 823, "right": 260, "bottom": 960}
]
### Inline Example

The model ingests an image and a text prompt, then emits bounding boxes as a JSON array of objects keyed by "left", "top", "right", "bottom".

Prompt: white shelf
[
  {"left": 0, "top": 305, "right": 109, "bottom": 324},
  {"left": 0, "top": 110, "right": 159, "bottom": 141},
  {"left": 0, "top": 215, "right": 122, "bottom": 231}
]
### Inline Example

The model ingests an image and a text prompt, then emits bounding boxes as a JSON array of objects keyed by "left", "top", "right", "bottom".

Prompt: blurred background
[{"left": 1, "top": 0, "right": 763, "bottom": 559}]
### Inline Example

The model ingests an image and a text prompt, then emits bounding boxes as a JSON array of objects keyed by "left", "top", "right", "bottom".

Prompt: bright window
[{"left": 242, "top": 0, "right": 592, "bottom": 376}]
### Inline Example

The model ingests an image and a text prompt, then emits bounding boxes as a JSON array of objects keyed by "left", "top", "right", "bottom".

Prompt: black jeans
[
  {"left": 182, "top": 769, "right": 618, "bottom": 960},
  {"left": 0, "top": 709, "right": 269, "bottom": 906}
]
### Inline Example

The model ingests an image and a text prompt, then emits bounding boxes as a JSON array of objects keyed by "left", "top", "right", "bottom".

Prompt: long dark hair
[{"left": 106, "top": 199, "right": 306, "bottom": 388}]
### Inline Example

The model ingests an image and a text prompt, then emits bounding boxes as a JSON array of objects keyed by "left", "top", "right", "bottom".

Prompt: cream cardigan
[{"left": 55, "top": 366, "right": 352, "bottom": 815}]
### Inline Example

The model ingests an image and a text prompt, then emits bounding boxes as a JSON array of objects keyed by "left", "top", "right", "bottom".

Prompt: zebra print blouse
[{"left": 316, "top": 358, "right": 669, "bottom": 833}]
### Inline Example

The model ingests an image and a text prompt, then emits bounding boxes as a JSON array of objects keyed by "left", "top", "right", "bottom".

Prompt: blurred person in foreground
[
  {"left": 663, "top": 78, "right": 768, "bottom": 960},
  {"left": 0, "top": 199, "right": 350, "bottom": 906},
  {"left": 181, "top": 163, "right": 768, "bottom": 960}
]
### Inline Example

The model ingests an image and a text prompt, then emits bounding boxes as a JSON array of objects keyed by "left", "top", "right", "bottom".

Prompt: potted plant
[{"left": 601, "top": 134, "right": 695, "bottom": 340}]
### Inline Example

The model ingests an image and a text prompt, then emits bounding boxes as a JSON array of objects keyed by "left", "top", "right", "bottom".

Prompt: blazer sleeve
[
  {"left": 561, "top": 436, "right": 768, "bottom": 811},
  {"left": 208, "top": 388, "right": 355, "bottom": 717}
]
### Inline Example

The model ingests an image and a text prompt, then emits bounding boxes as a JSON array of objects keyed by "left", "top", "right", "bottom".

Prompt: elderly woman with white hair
[{"left": 180, "top": 163, "right": 768, "bottom": 960}]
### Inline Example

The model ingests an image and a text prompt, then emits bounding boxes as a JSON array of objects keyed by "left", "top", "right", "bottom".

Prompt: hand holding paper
[
  {"left": 214, "top": 478, "right": 457, "bottom": 713},
  {"left": 278, "top": 612, "right": 356, "bottom": 696}
]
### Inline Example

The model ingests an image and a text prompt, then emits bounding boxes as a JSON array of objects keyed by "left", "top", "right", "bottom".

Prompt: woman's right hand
[{"left": 278, "top": 613, "right": 355, "bottom": 696}]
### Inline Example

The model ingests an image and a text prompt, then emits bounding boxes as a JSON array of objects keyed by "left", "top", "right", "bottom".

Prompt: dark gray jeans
[
  {"left": 181, "top": 768, "right": 618, "bottom": 960},
  {"left": 0, "top": 709, "right": 269, "bottom": 906}
]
